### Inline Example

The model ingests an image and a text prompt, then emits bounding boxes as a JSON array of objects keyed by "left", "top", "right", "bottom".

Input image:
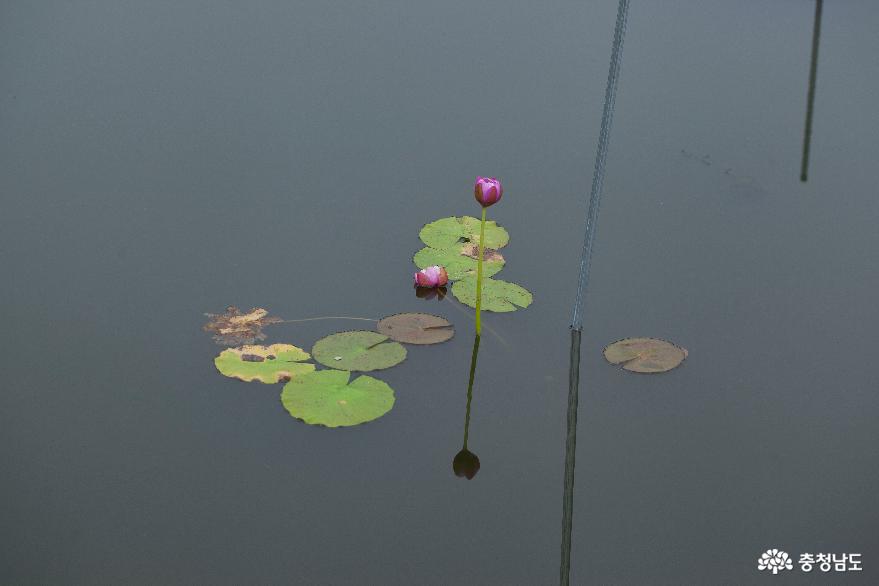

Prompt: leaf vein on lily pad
[
  {"left": 603, "top": 337, "right": 688, "bottom": 373},
  {"left": 312, "top": 330, "right": 407, "bottom": 371},
  {"left": 281, "top": 370, "right": 395, "bottom": 427},
  {"left": 413, "top": 246, "right": 504, "bottom": 281},
  {"left": 419, "top": 216, "right": 510, "bottom": 250},
  {"left": 451, "top": 277, "right": 533, "bottom": 312},
  {"left": 376, "top": 312, "right": 454, "bottom": 345}
]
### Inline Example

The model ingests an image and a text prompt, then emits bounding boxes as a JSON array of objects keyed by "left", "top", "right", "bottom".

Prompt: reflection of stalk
[
  {"left": 462, "top": 334, "right": 481, "bottom": 450},
  {"left": 800, "top": 0, "right": 823, "bottom": 182},
  {"left": 474, "top": 207, "right": 487, "bottom": 336},
  {"left": 453, "top": 334, "right": 482, "bottom": 479},
  {"left": 559, "top": 329, "right": 582, "bottom": 586}
]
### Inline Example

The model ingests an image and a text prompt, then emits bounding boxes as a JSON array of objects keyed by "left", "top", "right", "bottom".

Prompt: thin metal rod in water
[
  {"left": 800, "top": 0, "right": 823, "bottom": 182},
  {"left": 561, "top": 1, "right": 630, "bottom": 583},
  {"left": 559, "top": 329, "right": 582, "bottom": 586},
  {"left": 571, "top": 0, "right": 630, "bottom": 331}
]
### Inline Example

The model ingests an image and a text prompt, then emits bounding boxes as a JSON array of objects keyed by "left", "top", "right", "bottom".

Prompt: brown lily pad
[
  {"left": 459, "top": 242, "right": 505, "bottom": 263},
  {"left": 603, "top": 337, "right": 688, "bottom": 373},
  {"left": 376, "top": 313, "right": 454, "bottom": 345},
  {"left": 203, "top": 306, "right": 282, "bottom": 345}
]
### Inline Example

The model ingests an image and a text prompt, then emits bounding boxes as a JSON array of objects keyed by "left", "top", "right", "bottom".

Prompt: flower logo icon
[{"left": 757, "top": 549, "right": 793, "bottom": 574}]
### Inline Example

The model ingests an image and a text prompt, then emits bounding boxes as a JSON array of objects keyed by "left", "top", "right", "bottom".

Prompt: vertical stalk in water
[{"left": 474, "top": 207, "right": 487, "bottom": 336}]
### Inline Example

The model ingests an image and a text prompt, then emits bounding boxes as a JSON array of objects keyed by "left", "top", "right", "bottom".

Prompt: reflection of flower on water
[
  {"left": 757, "top": 549, "right": 793, "bottom": 574},
  {"left": 414, "top": 285, "right": 447, "bottom": 301},
  {"left": 453, "top": 449, "right": 480, "bottom": 479}
]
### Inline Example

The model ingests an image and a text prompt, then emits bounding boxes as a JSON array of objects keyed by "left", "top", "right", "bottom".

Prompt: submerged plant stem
[
  {"left": 445, "top": 295, "right": 509, "bottom": 347},
  {"left": 277, "top": 316, "right": 378, "bottom": 324},
  {"left": 474, "top": 207, "right": 487, "bottom": 336}
]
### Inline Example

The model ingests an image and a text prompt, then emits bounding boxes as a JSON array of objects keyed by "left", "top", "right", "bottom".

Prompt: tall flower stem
[{"left": 474, "top": 207, "right": 487, "bottom": 336}]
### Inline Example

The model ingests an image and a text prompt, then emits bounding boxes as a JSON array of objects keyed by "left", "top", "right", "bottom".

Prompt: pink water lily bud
[
  {"left": 474, "top": 176, "right": 503, "bottom": 207},
  {"left": 414, "top": 265, "right": 449, "bottom": 288}
]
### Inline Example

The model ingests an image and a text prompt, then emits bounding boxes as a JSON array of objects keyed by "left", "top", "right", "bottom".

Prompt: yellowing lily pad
[
  {"left": 603, "top": 337, "right": 688, "bottom": 373},
  {"left": 312, "top": 330, "right": 407, "bottom": 371},
  {"left": 413, "top": 245, "right": 504, "bottom": 280},
  {"left": 419, "top": 216, "right": 510, "bottom": 250},
  {"left": 451, "top": 277, "right": 533, "bottom": 312},
  {"left": 215, "top": 344, "right": 315, "bottom": 383},
  {"left": 376, "top": 313, "right": 454, "bottom": 345},
  {"left": 281, "top": 370, "right": 395, "bottom": 427}
]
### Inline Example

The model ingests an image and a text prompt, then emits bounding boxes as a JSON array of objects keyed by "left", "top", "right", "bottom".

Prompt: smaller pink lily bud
[
  {"left": 414, "top": 265, "right": 449, "bottom": 288},
  {"left": 474, "top": 176, "right": 503, "bottom": 207}
]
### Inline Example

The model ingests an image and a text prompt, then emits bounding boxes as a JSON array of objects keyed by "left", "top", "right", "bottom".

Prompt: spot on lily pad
[
  {"left": 419, "top": 216, "right": 510, "bottom": 250},
  {"left": 215, "top": 344, "right": 315, "bottom": 383},
  {"left": 281, "top": 370, "right": 395, "bottom": 427},
  {"left": 451, "top": 277, "right": 533, "bottom": 312},
  {"left": 603, "top": 337, "right": 688, "bottom": 373},
  {"left": 376, "top": 313, "right": 454, "bottom": 345},
  {"left": 312, "top": 330, "right": 407, "bottom": 371},
  {"left": 413, "top": 245, "right": 504, "bottom": 281},
  {"left": 203, "top": 306, "right": 282, "bottom": 345}
]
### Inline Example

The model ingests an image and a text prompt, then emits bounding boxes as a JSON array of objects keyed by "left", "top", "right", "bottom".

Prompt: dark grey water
[{"left": 2, "top": 1, "right": 877, "bottom": 584}]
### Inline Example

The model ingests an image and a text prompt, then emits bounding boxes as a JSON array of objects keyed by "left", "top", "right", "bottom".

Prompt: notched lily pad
[
  {"left": 376, "top": 313, "right": 454, "bottom": 345},
  {"left": 203, "top": 306, "right": 282, "bottom": 345},
  {"left": 413, "top": 246, "right": 504, "bottom": 281},
  {"left": 281, "top": 370, "right": 395, "bottom": 427},
  {"left": 451, "top": 277, "right": 533, "bottom": 312},
  {"left": 215, "top": 343, "right": 315, "bottom": 383},
  {"left": 312, "top": 330, "right": 407, "bottom": 371},
  {"left": 603, "top": 337, "right": 688, "bottom": 373},
  {"left": 419, "top": 216, "right": 510, "bottom": 250}
]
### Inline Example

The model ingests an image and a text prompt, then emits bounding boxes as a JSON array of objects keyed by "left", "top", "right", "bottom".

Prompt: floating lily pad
[
  {"left": 451, "top": 277, "right": 533, "bottom": 312},
  {"left": 281, "top": 370, "right": 395, "bottom": 427},
  {"left": 203, "top": 306, "right": 282, "bottom": 345},
  {"left": 419, "top": 216, "right": 510, "bottom": 250},
  {"left": 603, "top": 337, "right": 688, "bottom": 373},
  {"left": 376, "top": 313, "right": 454, "bottom": 345},
  {"left": 312, "top": 330, "right": 407, "bottom": 371},
  {"left": 215, "top": 344, "right": 315, "bottom": 383},
  {"left": 413, "top": 246, "right": 504, "bottom": 280}
]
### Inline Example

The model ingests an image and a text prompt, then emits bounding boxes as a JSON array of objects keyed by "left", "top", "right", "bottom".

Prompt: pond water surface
[{"left": 1, "top": 1, "right": 877, "bottom": 584}]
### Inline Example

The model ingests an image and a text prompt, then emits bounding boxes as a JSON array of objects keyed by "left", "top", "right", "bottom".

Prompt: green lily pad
[
  {"left": 215, "top": 343, "right": 315, "bottom": 383},
  {"left": 376, "top": 312, "right": 454, "bottom": 345},
  {"left": 312, "top": 330, "right": 407, "bottom": 371},
  {"left": 413, "top": 245, "right": 505, "bottom": 281},
  {"left": 281, "top": 370, "right": 395, "bottom": 427},
  {"left": 419, "top": 216, "right": 510, "bottom": 250},
  {"left": 603, "top": 337, "right": 688, "bottom": 373},
  {"left": 451, "top": 277, "right": 533, "bottom": 312}
]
